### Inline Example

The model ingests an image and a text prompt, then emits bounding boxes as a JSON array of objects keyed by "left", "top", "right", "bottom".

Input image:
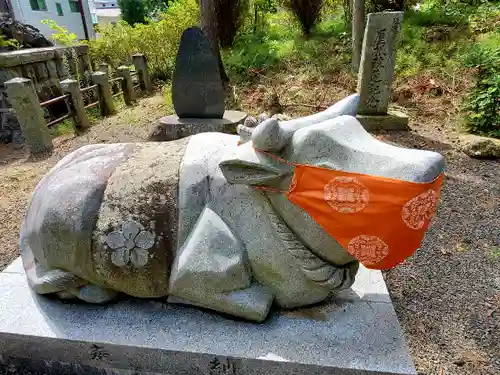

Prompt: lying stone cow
[{"left": 19, "top": 94, "right": 445, "bottom": 322}]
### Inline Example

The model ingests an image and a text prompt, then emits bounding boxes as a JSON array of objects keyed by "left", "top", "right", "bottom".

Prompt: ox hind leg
[{"left": 24, "top": 255, "right": 118, "bottom": 304}]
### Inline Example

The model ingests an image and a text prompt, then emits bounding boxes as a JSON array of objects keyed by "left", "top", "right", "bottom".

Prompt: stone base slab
[
  {"left": 0, "top": 258, "right": 416, "bottom": 375},
  {"left": 357, "top": 110, "right": 409, "bottom": 131},
  {"left": 148, "top": 111, "right": 247, "bottom": 142}
]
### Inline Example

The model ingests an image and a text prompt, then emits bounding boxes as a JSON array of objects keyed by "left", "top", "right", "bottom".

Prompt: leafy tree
[
  {"left": 200, "top": 0, "right": 229, "bottom": 85},
  {"left": 118, "top": 0, "right": 147, "bottom": 25},
  {"left": 215, "top": 0, "right": 249, "bottom": 47},
  {"left": 41, "top": 19, "right": 77, "bottom": 45},
  {"left": 253, "top": 0, "right": 278, "bottom": 33},
  {"left": 143, "top": 0, "right": 172, "bottom": 17},
  {"left": 285, "top": 0, "right": 325, "bottom": 37}
]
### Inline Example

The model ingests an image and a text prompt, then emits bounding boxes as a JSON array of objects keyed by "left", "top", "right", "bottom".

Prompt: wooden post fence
[
  {"left": 117, "top": 66, "right": 136, "bottom": 105},
  {"left": 98, "top": 63, "right": 109, "bottom": 73},
  {"left": 60, "top": 79, "right": 91, "bottom": 130},
  {"left": 4, "top": 57, "right": 153, "bottom": 152},
  {"left": 5, "top": 77, "right": 53, "bottom": 154},
  {"left": 92, "top": 71, "right": 116, "bottom": 116},
  {"left": 132, "top": 54, "right": 153, "bottom": 93}
]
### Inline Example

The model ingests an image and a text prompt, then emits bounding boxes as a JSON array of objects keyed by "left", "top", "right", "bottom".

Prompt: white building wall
[
  {"left": 11, "top": 0, "right": 95, "bottom": 41},
  {"left": 94, "top": 0, "right": 118, "bottom": 8}
]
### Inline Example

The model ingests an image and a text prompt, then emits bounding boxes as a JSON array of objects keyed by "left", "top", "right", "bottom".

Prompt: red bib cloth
[{"left": 254, "top": 150, "right": 444, "bottom": 269}]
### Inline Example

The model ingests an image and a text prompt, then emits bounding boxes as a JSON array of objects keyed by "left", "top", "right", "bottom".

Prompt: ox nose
[{"left": 408, "top": 149, "right": 445, "bottom": 182}]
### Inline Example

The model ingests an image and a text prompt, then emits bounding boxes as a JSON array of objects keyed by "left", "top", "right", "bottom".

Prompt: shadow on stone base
[
  {"left": 356, "top": 110, "right": 409, "bottom": 131},
  {"left": 148, "top": 110, "right": 247, "bottom": 142},
  {"left": 0, "top": 258, "right": 416, "bottom": 375}
]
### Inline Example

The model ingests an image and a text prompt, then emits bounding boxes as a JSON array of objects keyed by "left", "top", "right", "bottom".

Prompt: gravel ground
[
  {"left": 380, "top": 131, "right": 500, "bottom": 375},
  {"left": 0, "top": 88, "right": 499, "bottom": 375}
]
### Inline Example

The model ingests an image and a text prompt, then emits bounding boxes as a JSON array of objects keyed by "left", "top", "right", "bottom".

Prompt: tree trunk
[{"left": 200, "top": 0, "right": 229, "bottom": 86}]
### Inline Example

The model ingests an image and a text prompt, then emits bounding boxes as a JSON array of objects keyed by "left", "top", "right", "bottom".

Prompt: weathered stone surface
[
  {"left": 92, "top": 71, "right": 116, "bottom": 116},
  {"left": 459, "top": 134, "right": 500, "bottom": 158},
  {"left": 117, "top": 66, "right": 136, "bottom": 105},
  {"left": 179, "top": 132, "right": 357, "bottom": 311},
  {"left": 0, "top": 46, "right": 91, "bottom": 144},
  {"left": 237, "top": 113, "right": 291, "bottom": 145},
  {"left": 19, "top": 95, "right": 445, "bottom": 322},
  {"left": 244, "top": 115, "right": 258, "bottom": 128},
  {"left": 132, "top": 54, "right": 153, "bottom": 94},
  {"left": 172, "top": 27, "right": 225, "bottom": 119},
  {"left": 5, "top": 77, "right": 52, "bottom": 154},
  {"left": 168, "top": 206, "right": 273, "bottom": 321},
  {"left": 91, "top": 140, "right": 188, "bottom": 298},
  {"left": 0, "top": 264, "right": 417, "bottom": 375},
  {"left": 357, "top": 12, "right": 404, "bottom": 115},
  {"left": 0, "top": 104, "right": 24, "bottom": 144},
  {"left": 170, "top": 207, "right": 251, "bottom": 294},
  {"left": 61, "top": 78, "right": 90, "bottom": 130},
  {"left": 20, "top": 144, "right": 135, "bottom": 297},
  {"left": 356, "top": 109, "right": 409, "bottom": 131},
  {"left": 148, "top": 110, "right": 247, "bottom": 141}
]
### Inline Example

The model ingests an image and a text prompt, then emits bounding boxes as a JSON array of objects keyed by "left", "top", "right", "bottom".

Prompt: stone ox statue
[{"left": 20, "top": 94, "right": 445, "bottom": 322}]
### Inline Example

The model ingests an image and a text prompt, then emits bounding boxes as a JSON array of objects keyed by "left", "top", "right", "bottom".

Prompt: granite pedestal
[
  {"left": 356, "top": 110, "right": 409, "bottom": 131},
  {"left": 0, "top": 258, "right": 416, "bottom": 375},
  {"left": 148, "top": 111, "right": 247, "bottom": 142}
]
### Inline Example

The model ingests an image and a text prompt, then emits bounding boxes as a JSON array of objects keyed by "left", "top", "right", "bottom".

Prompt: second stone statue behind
[{"left": 148, "top": 26, "right": 247, "bottom": 141}]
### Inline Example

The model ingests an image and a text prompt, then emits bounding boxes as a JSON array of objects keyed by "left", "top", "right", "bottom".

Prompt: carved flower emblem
[{"left": 106, "top": 220, "right": 155, "bottom": 268}]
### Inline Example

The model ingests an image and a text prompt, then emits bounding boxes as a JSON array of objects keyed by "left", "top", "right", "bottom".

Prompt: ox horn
[{"left": 251, "top": 93, "right": 360, "bottom": 152}]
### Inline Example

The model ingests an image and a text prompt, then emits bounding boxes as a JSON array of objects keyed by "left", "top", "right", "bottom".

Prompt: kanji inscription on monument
[{"left": 357, "top": 12, "right": 403, "bottom": 115}]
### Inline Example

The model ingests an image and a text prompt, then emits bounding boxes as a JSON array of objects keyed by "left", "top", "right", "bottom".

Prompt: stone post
[
  {"left": 356, "top": 11, "right": 408, "bottom": 130},
  {"left": 54, "top": 50, "right": 68, "bottom": 80},
  {"left": 132, "top": 54, "right": 153, "bottom": 93},
  {"left": 98, "top": 63, "right": 109, "bottom": 73},
  {"left": 63, "top": 50, "right": 77, "bottom": 79},
  {"left": 60, "top": 79, "right": 91, "bottom": 130},
  {"left": 5, "top": 77, "right": 52, "bottom": 154},
  {"left": 117, "top": 66, "right": 136, "bottom": 105},
  {"left": 92, "top": 71, "right": 116, "bottom": 116},
  {"left": 351, "top": 0, "right": 365, "bottom": 72}
]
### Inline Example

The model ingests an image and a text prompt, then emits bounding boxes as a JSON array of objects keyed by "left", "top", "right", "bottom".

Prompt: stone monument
[
  {"left": 148, "top": 27, "right": 247, "bottom": 141},
  {"left": 356, "top": 11, "right": 409, "bottom": 130}
]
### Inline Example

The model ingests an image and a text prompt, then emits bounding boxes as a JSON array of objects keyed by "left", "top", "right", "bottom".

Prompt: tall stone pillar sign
[{"left": 357, "top": 11, "right": 408, "bottom": 130}]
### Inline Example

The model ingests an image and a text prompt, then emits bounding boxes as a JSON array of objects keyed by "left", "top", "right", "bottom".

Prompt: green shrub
[
  {"left": 225, "top": 9, "right": 348, "bottom": 81},
  {"left": 461, "top": 32, "right": 500, "bottom": 137},
  {"left": 0, "top": 34, "right": 20, "bottom": 50},
  {"left": 89, "top": 0, "right": 199, "bottom": 80},
  {"left": 468, "top": 1, "right": 500, "bottom": 33},
  {"left": 404, "top": 5, "right": 465, "bottom": 26}
]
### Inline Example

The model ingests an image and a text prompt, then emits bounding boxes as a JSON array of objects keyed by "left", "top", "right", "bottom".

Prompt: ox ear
[{"left": 219, "top": 159, "right": 287, "bottom": 185}]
